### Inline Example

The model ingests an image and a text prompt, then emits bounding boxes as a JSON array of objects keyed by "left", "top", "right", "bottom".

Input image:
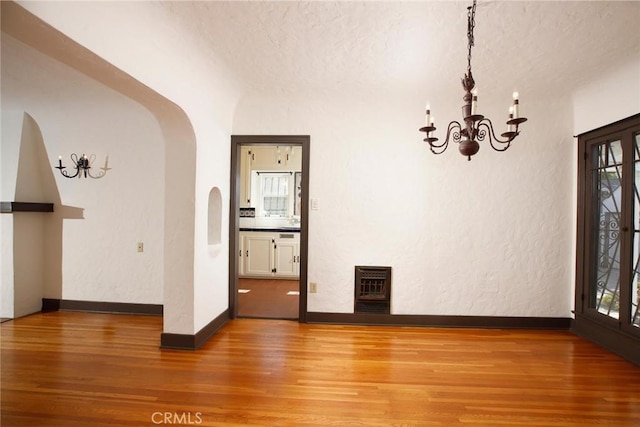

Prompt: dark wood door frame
[{"left": 229, "top": 135, "right": 310, "bottom": 322}]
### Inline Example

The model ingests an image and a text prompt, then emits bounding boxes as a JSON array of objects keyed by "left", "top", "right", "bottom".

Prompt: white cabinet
[
  {"left": 274, "top": 235, "right": 300, "bottom": 278},
  {"left": 240, "top": 145, "right": 302, "bottom": 210},
  {"left": 243, "top": 233, "right": 275, "bottom": 276},
  {"left": 252, "top": 146, "right": 301, "bottom": 171},
  {"left": 239, "top": 231, "right": 300, "bottom": 278},
  {"left": 240, "top": 147, "right": 253, "bottom": 208}
]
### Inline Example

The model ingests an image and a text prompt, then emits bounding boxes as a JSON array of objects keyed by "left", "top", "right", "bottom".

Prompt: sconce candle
[
  {"left": 425, "top": 103, "right": 431, "bottom": 127},
  {"left": 512, "top": 92, "right": 520, "bottom": 119}
]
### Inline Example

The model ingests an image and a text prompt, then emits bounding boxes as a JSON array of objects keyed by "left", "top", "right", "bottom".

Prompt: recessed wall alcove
[{"left": 208, "top": 187, "right": 222, "bottom": 245}]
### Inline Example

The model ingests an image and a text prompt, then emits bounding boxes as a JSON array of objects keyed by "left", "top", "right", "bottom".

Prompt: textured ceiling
[{"left": 157, "top": 1, "right": 640, "bottom": 100}]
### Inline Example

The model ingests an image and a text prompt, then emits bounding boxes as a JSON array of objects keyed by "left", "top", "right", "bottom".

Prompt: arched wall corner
[{"left": 1, "top": 1, "right": 198, "bottom": 336}]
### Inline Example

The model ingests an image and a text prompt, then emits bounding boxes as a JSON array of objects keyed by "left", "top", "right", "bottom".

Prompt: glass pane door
[
  {"left": 633, "top": 133, "right": 640, "bottom": 328},
  {"left": 590, "top": 140, "right": 623, "bottom": 319}
]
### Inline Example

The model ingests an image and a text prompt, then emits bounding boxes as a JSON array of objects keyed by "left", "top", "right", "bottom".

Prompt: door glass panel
[
  {"left": 591, "top": 140, "right": 622, "bottom": 319},
  {"left": 632, "top": 133, "right": 640, "bottom": 328}
]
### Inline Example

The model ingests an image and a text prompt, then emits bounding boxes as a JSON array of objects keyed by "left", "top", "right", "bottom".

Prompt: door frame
[
  {"left": 229, "top": 135, "right": 310, "bottom": 321},
  {"left": 573, "top": 113, "right": 640, "bottom": 366}
]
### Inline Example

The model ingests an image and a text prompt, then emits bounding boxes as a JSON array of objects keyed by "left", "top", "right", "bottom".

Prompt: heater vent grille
[{"left": 354, "top": 266, "right": 391, "bottom": 314}]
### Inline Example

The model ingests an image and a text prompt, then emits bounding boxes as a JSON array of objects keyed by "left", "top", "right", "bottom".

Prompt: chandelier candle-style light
[
  {"left": 55, "top": 153, "right": 110, "bottom": 179},
  {"left": 419, "top": 0, "right": 527, "bottom": 161}
]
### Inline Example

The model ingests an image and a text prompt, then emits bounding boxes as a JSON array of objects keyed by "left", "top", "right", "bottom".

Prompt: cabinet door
[
  {"left": 238, "top": 235, "right": 244, "bottom": 276},
  {"left": 274, "top": 235, "right": 300, "bottom": 278},
  {"left": 243, "top": 234, "right": 274, "bottom": 276},
  {"left": 240, "top": 147, "right": 252, "bottom": 208},
  {"left": 251, "top": 147, "right": 279, "bottom": 170},
  {"left": 287, "top": 146, "right": 302, "bottom": 171}
]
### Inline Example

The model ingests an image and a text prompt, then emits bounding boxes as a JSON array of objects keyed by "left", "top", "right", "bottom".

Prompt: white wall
[
  {"left": 573, "top": 57, "right": 640, "bottom": 136},
  {"left": 1, "top": 34, "right": 165, "bottom": 307},
  {"left": 11, "top": 1, "right": 242, "bottom": 334},
  {"left": 0, "top": 111, "right": 23, "bottom": 318},
  {"left": 234, "top": 88, "right": 576, "bottom": 317}
]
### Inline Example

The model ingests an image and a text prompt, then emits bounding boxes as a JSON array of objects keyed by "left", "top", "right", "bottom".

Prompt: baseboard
[
  {"left": 306, "top": 312, "right": 572, "bottom": 329},
  {"left": 572, "top": 314, "right": 640, "bottom": 366},
  {"left": 160, "top": 309, "right": 230, "bottom": 350},
  {"left": 42, "top": 298, "right": 162, "bottom": 316}
]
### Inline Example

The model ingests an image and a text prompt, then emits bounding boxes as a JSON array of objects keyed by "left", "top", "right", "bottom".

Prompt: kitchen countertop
[{"left": 239, "top": 227, "right": 300, "bottom": 233}]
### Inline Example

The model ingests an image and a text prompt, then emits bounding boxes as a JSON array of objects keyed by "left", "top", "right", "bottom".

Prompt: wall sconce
[{"left": 55, "top": 153, "right": 110, "bottom": 179}]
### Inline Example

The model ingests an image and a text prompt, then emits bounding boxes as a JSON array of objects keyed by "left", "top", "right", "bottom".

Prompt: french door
[{"left": 575, "top": 114, "right": 640, "bottom": 365}]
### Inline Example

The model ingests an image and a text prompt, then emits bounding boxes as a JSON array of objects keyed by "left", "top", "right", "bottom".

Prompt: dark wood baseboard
[
  {"left": 572, "top": 313, "right": 640, "bottom": 366},
  {"left": 41, "top": 298, "right": 162, "bottom": 316},
  {"left": 306, "top": 312, "right": 572, "bottom": 329},
  {"left": 160, "top": 309, "right": 230, "bottom": 350}
]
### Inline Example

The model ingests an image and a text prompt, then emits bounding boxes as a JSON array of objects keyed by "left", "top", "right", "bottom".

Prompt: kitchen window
[{"left": 254, "top": 172, "right": 294, "bottom": 217}]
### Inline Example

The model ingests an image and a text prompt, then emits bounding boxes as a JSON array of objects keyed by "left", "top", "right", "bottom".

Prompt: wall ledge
[{"left": 1, "top": 201, "right": 54, "bottom": 213}]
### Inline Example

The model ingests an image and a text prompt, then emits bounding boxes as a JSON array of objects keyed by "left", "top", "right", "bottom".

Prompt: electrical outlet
[
  {"left": 137, "top": 242, "right": 144, "bottom": 253},
  {"left": 309, "top": 282, "right": 317, "bottom": 293}
]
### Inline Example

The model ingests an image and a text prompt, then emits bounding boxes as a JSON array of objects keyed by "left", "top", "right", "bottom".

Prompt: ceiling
[{"left": 157, "top": 0, "right": 640, "bottom": 101}]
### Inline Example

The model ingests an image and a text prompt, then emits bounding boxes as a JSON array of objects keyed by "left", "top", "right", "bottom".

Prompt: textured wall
[
  {"left": 573, "top": 58, "right": 640, "bottom": 136},
  {"left": 0, "top": 111, "right": 23, "bottom": 318},
  {"left": 11, "top": 0, "right": 242, "bottom": 334},
  {"left": 234, "top": 89, "right": 576, "bottom": 317},
  {"left": 1, "top": 34, "right": 165, "bottom": 306}
]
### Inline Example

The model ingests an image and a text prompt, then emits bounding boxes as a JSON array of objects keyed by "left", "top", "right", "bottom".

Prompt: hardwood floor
[
  {"left": 2, "top": 311, "right": 640, "bottom": 426},
  {"left": 237, "top": 278, "right": 299, "bottom": 319}
]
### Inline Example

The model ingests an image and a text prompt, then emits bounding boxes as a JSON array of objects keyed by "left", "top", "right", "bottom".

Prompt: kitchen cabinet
[
  {"left": 252, "top": 146, "right": 300, "bottom": 171},
  {"left": 274, "top": 234, "right": 300, "bottom": 278},
  {"left": 240, "top": 147, "right": 252, "bottom": 208},
  {"left": 240, "top": 145, "right": 302, "bottom": 209},
  {"left": 239, "top": 231, "right": 300, "bottom": 278},
  {"left": 242, "top": 233, "right": 274, "bottom": 276}
]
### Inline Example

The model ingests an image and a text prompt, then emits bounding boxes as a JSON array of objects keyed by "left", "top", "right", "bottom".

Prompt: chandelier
[
  {"left": 55, "top": 153, "right": 110, "bottom": 179},
  {"left": 419, "top": 0, "right": 527, "bottom": 161}
]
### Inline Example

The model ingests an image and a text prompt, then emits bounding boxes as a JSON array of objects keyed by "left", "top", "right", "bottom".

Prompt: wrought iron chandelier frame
[{"left": 419, "top": 0, "right": 527, "bottom": 161}]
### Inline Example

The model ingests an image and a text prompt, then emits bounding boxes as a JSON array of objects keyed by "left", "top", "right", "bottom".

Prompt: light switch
[{"left": 311, "top": 198, "right": 319, "bottom": 210}]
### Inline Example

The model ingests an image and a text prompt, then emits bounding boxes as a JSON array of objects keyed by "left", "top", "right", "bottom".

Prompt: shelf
[{"left": 0, "top": 201, "right": 54, "bottom": 213}]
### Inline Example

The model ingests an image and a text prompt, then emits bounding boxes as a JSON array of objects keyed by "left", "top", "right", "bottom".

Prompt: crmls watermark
[{"left": 151, "top": 412, "right": 203, "bottom": 425}]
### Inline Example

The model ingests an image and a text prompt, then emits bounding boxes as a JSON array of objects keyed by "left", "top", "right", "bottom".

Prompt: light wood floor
[
  {"left": 2, "top": 312, "right": 640, "bottom": 426},
  {"left": 237, "top": 278, "right": 299, "bottom": 319}
]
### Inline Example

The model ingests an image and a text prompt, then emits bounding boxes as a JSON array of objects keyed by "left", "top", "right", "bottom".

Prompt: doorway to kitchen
[{"left": 229, "top": 136, "right": 309, "bottom": 321}]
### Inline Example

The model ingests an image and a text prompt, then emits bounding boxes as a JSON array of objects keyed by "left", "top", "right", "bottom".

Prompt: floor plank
[{"left": 1, "top": 312, "right": 639, "bottom": 426}]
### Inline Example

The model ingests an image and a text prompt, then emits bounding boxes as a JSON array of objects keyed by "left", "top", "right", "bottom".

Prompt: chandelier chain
[{"left": 466, "top": 0, "right": 477, "bottom": 76}]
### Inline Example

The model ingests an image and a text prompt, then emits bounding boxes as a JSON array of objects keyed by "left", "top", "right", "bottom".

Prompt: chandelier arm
[
  {"left": 446, "top": 120, "right": 463, "bottom": 145},
  {"left": 477, "top": 119, "right": 513, "bottom": 152},
  {"left": 428, "top": 121, "right": 463, "bottom": 155}
]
